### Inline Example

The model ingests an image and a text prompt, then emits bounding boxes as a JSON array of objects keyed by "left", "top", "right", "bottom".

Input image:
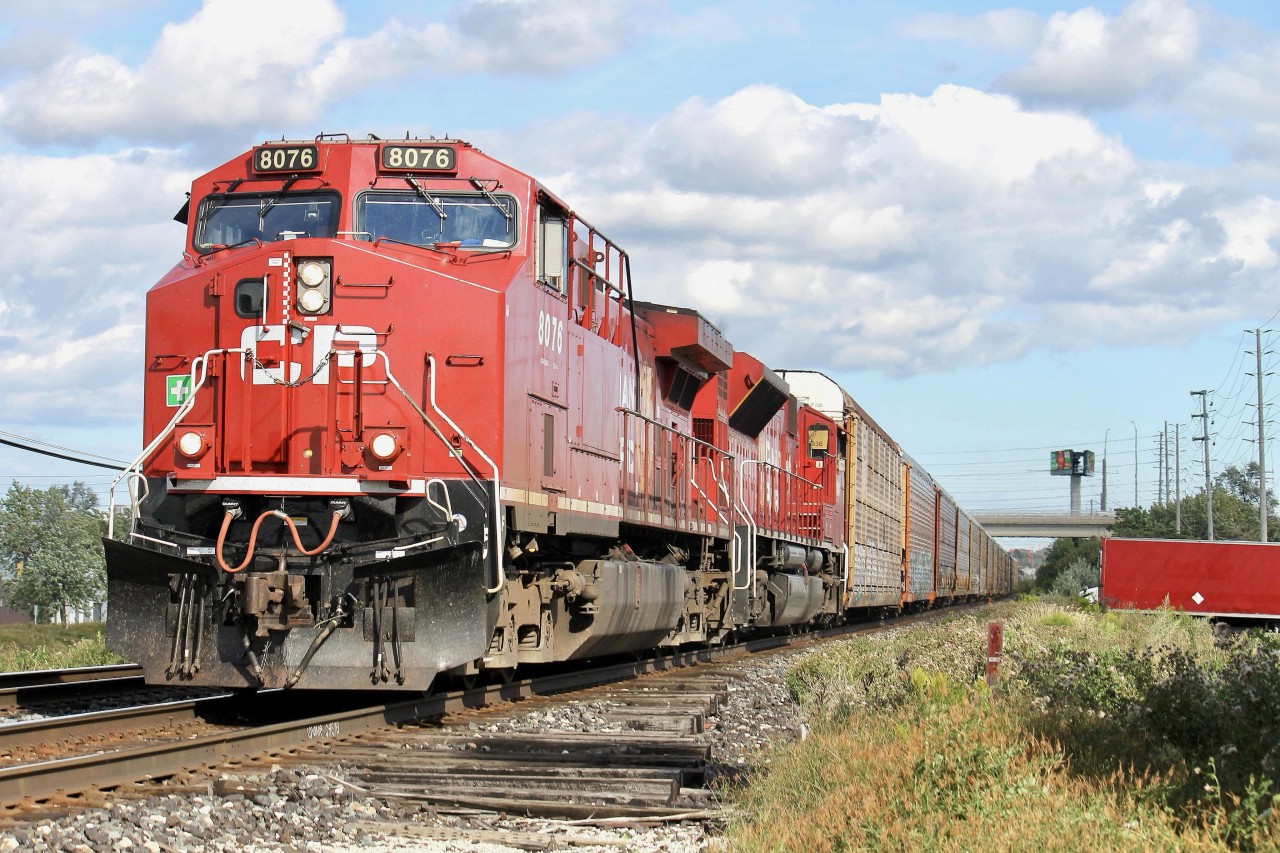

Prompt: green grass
[
  {"left": 725, "top": 601, "right": 1280, "bottom": 852},
  {"left": 0, "top": 622, "right": 125, "bottom": 672}
]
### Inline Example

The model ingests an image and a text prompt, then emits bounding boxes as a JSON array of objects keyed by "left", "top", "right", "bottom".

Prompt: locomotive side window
[
  {"left": 195, "top": 191, "right": 339, "bottom": 253},
  {"left": 358, "top": 192, "right": 516, "bottom": 249},
  {"left": 536, "top": 205, "right": 567, "bottom": 293},
  {"left": 233, "top": 277, "right": 269, "bottom": 319}
]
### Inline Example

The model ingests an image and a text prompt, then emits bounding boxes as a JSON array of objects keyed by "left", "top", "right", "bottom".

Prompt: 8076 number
[
  {"left": 380, "top": 144, "right": 456, "bottom": 172},
  {"left": 253, "top": 145, "right": 319, "bottom": 173}
]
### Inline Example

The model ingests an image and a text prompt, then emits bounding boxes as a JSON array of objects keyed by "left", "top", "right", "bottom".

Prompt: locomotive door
[
  {"left": 528, "top": 398, "right": 567, "bottom": 494},
  {"left": 527, "top": 228, "right": 570, "bottom": 492}
]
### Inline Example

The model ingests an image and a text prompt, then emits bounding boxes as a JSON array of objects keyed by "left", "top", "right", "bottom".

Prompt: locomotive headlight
[
  {"left": 177, "top": 431, "right": 206, "bottom": 458},
  {"left": 369, "top": 432, "right": 399, "bottom": 461},
  {"left": 294, "top": 258, "right": 332, "bottom": 315},
  {"left": 298, "top": 287, "right": 326, "bottom": 313},
  {"left": 298, "top": 261, "right": 326, "bottom": 287}
]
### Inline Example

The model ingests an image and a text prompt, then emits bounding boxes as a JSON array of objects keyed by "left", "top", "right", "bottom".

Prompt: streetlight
[{"left": 1130, "top": 420, "right": 1138, "bottom": 508}]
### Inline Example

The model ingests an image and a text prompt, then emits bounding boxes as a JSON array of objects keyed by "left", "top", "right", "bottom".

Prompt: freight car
[
  {"left": 1101, "top": 537, "right": 1280, "bottom": 620},
  {"left": 104, "top": 135, "right": 1012, "bottom": 690}
]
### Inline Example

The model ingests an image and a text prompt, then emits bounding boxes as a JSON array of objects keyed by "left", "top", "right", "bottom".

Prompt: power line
[{"left": 0, "top": 434, "right": 128, "bottom": 471}]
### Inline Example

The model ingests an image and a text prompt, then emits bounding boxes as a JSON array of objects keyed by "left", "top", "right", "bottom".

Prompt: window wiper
[
  {"left": 373, "top": 235, "right": 454, "bottom": 255},
  {"left": 469, "top": 177, "right": 512, "bottom": 222},
  {"left": 405, "top": 176, "right": 448, "bottom": 221},
  {"left": 258, "top": 176, "right": 299, "bottom": 219},
  {"left": 199, "top": 179, "right": 245, "bottom": 220}
]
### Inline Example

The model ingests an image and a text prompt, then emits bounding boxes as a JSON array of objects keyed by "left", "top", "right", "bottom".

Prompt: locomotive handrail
[
  {"left": 731, "top": 531, "right": 745, "bottom": 591},
  {"left": 108, "top": 347, "right": 245, "bottom": 538},
  {"left": 615, "top": 408, "right": 722, "bottom": 456},
  {"left": 381, "top": 535, "right": 445, "bottom": 558},
  {"left": 711, "top": 457, "right": 733, "bottom": 518},
  {"left": 701, "top": 451, "right": 736, "bottom": 529},
  {"left": 109, "top": 471, "right": 149, "bottom": 541},
  {"left": 570, "top": 257, "right": 623, "bottom": 295},
  {"left": 841, "top": 542, "right": 851, "bottom": 604},
  {"left": 422, "top": 355, "right": 504, "bottom": 594},
  {"left": 688, "top": 477, "right": 718, "bottom": 522},
  {"left": 736, "top": 459, "right": 762, "bottom": 599},
  {"left": 617, "top": 408, "right": 733, "bottom": 535},
  {"left": 336, "top": 273, "right": 394, "bottom": 289},
  {"left": 713, "top": 460, "right": 750, "bottom": 591},
  {"left": 426, "top": 478, "right": 453, "bottom": 520},
  {"left": 129, "top": 530, "right": 182, "bottom": 554},
  {"left": 341, "top": 348, "right": 499, "bottom": 590}
]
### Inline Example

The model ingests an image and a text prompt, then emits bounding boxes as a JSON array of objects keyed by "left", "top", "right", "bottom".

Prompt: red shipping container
[{"left": 1101, "top": 537, "right": 1280, "bottom": 618}]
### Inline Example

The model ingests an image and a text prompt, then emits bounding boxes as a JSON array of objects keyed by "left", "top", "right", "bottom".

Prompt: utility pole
[
  {"left": 1254, "top": 329, "right": 1269, "bottom": 542},
  {"left": 1131, "top": 420, "right": 1139, "bottom": 508},
  {"left": 1175, "top": 423, "right": 1182, "bottom": 534},
  {"left": 1159, "top": 424, "right": 1167, "bottom": 504},
  {"left": 1165, "top": 422, "right": 1173, "bottom": 505},
  {"left": 1192, "top": 390, "right": 1213, "bottom": 540},
  {"left": 1102, "top": 429, "right": 1109, "bottom": 511}
]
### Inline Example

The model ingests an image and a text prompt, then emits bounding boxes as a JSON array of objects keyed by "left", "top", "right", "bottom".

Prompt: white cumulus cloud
[
  {"left": 997, "top": 0, "right": 1201, "bottom": 108},
  {"left": 0, "top": 0, "right": 663, "bottom": 147},
  {"left": 498, "top": 82, "right": 1277, "bottom": 376},
  {"left": 0, "top": 147, "right": 190, "bottom": 428}
]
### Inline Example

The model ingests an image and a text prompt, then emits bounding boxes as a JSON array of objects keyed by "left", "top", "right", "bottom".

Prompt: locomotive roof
[{"left": 632, "top": 301, "right": 727, "bottom": 338}]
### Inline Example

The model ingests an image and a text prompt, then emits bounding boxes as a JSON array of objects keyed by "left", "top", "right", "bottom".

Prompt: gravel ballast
[{"left": 4, "top": 644, "right": 824, "bottom": 852}]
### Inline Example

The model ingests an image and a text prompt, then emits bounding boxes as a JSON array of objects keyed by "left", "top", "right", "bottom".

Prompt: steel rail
[
  {"left": 0, "top": 665, "right": 142, "bottom": 690},
  {"left": 0, "top": 693, "right": 233, "bottom": 751},
  {"left": 0, "top": 665, "right": 145, "bottom": 711}
]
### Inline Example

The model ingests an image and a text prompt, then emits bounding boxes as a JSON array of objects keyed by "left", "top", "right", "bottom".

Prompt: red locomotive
[{"left": 105, "top": 135, "right": 1012, "bottom": 690}]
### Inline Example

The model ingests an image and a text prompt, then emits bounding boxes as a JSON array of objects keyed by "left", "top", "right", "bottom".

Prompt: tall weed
[
  {"left": 0, "top": 623, "right": 123, "bottom": 672},
  {"left": 729, "top": 601, "right": 1280, "bottom": 851}
]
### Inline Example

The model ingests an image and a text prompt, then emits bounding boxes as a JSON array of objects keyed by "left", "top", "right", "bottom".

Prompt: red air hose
[{"left": 216, "top": 510, "right": 342, "bottom": 574}]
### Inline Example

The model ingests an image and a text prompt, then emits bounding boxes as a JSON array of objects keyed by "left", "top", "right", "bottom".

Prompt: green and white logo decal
[{"left": 165, "top": 374, "right": 193, "bottom": 407}]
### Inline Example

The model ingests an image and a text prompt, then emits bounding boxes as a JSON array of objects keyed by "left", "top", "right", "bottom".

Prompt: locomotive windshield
[
  {"left": 194, "top": 191, "right": 340, "bottom": 252},
  {"left": 358, "top": 192, "right": 516, "bottom": 249}
]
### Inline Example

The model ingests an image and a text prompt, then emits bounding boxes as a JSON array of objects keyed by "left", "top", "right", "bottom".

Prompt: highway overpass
[{"left": 974, "top": 513, "right": 1116, "bottom": 538}]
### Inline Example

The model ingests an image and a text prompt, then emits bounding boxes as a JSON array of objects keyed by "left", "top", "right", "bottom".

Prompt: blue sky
[{"left": 1, "top": 0, "right": 1278, "bottom": 540}]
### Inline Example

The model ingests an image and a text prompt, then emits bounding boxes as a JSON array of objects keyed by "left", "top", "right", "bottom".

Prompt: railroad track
[
  {"left": 0, "top": 604, "right": 979, "bottom": 823},
  {"left": 0, "top": 645, "right": 738, "bottom": 810},
  {"left": 0, "top": 665, "right": 143, "bottom": 712},
  {"left": 335, "top": 671, "right": 731, "bottom": 821}
]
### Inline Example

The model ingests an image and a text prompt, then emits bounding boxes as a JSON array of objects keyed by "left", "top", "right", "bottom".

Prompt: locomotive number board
[
  {"left": 380, "top": 144, "right": 457, "bottom": 173},
  {"left": 252, "top": 145, "right": 321, "bottom": 173}
]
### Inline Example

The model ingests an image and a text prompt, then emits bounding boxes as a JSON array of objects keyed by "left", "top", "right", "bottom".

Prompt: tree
[
  {"left": 1110, "top": 464, "right": 1279, "bottom": 542},
  {"left": 1215, "top": 461, "right": 1275, "bottom": 512},
  {"left": 0, "top": 482, "right": 107, "bottom": 623},
  {"left": 1034, "top": 536, "right": 1100, "bottom": 592},
  {"left": 1049, "top": 557, "right": 1099, "bottom": 597}
]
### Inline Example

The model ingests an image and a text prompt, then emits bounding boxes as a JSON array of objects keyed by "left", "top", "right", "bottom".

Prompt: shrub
[
  {"left": 728, "top": 599, "right": 1280, "bottom": 851},
  {"left": 1049, "top": 556, "right": 1100, "bottom": 598}
]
